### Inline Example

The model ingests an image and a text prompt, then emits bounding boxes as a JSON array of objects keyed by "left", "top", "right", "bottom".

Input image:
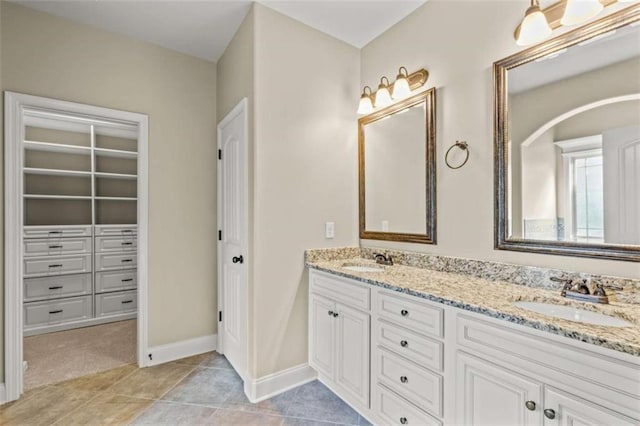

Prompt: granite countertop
[{"left": 306, "top": 255, "right": 640, "bottom": 357}]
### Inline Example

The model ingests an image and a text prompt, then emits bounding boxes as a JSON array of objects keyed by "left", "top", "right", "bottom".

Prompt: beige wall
[
  {"left": 360, "top": 0, "right": 640, "bottom": 279},
  {"left": 0, "top": 0, "right": 3, "bottom": 383},
  {"left": 252, "top": 3, "right": 360, "bottom": 377},
  {"left": 1, "top": 1, "right": 218, "bottom": 379}
]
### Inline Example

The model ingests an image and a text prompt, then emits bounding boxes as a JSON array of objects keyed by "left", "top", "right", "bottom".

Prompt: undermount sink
[
  {"left": 514, "top": 302, "right": 632, "bottom": 328},
  {"left": 341, "top": 263, "right": 385, "bottom": 273}
]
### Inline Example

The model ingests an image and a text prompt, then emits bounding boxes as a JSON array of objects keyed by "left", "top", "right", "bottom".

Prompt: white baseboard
[
  {"left": 0, "top": 383, "right": 6, "bottom": 405},
  {"left": 244, "top": 363, "right": 317, "bottom": 403},
  {"left": 145, "top": 334, "right": 217, "bottom": 367}
]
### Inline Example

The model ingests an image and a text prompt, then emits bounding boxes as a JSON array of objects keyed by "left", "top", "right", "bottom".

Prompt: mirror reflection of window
[{"left": 572, "top": 154, "right": 603, "bottom": 242}]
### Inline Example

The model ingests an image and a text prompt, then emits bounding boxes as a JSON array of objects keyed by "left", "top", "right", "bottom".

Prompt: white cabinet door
[
  {"left": 456, "top": 351, "right": 543, "bottom": 426},
  {"left": 543, "top": 387, "right": 639, "bottom": 426},
  {"left": 309, "top": 293, "right": 336, "bottom": 380},
  {"left": 335, "top": 302, "right": 370, "bottom": 408}
]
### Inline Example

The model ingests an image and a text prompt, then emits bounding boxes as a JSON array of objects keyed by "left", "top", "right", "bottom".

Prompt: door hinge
[
  {"left": 218, "top": 149, "right": 222, "bottom": 160},
  {"left": 219, "top": 311, "right": 222, "bottom": 322},
  {"left": 218, "top": 230, "right": 222, "bottom": 241}
]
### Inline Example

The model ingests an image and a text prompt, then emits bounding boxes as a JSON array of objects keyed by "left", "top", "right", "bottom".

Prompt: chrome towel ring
[{"left": 445, "top": 140, "right": 469, "bottom": 169}]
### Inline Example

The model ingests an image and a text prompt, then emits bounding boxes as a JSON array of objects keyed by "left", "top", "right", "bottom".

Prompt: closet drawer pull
[
  {"left": 400, "top": 417, "right": 408, "bottom": 425},
  {"left": 401, "top": 309, "right": 409, "bottom": 316},
  {"left": 48, "top": 264, "right": 63, "bottom": 268},
  {"left": 121, "top": 242, "right": 133, "bottom": 246},
  {"left": 48, "top": 286, "right": 63, "bottom": 290},
  {"left": 121, "top": 278, "right": 133, "bottom": 282},
  {"left": 121, "top": 300, "right": 133, "bottom": 304},
  {"left": 400, "top": 340, "right": 409, "bottom": 347},
  {"left": 48, "top": 245, "right": 63, "bottom": 249},
  {"left": 121, "top": 259, "right": 133, "bottom": 263},
  {"left": 49, "top": 309, "right": 63, "bottom": 314},
  {"left": 400, "top": 376, "right": 408, "bottom": 383}
]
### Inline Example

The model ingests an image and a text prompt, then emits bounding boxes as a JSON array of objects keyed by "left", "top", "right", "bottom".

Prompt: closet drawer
[
  {"left": 24, "top": 237, "right": 92, "bottom": 257},
  {"left": 310, "top": 270, "right": 370, "bottom": 311},
  {"left": 377, "top": 289, "right": 443, "bottom": 338},
  {"left": 96, "top": 291, "right": 137, "bottom": 317},
  {"left": 96, "top": 270, "right": 137, "bottom": 293},
  {"left": 95, "top": 225, "right": 137, "bottom": 237},
  {"left": 375, "top": 347, "right": 443, "bottom": 417},
  {"left": 24, "top": 274, "right": 92, "bottom": 302},
  {"left": 95, "top": 236, "right": 137, "bottom": 253},
  {"left": 376, "top": 319, "right": 443, "bottom": 372},
  {"left": 24, "top": 254, "right": 92, "bottom": 278},
  {"left": 23, "top": 226, "right": 92, "bottom": 239},
  {"left": 96, "top": 252, "right": 137, "bottom": 271},
  {"left": 24, "top": 296, "right": 92, "bottom": 328},
  {"left": 375, "top": 384, "right": 442, "bottom": 426}
]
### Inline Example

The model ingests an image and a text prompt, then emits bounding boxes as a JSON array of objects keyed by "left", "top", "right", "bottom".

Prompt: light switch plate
[
  {"left": 382, "top": 220, "right": 389, "bottom": 232},
  {"left": 325, "top": 222, "right": 335, "bottom": 239}
]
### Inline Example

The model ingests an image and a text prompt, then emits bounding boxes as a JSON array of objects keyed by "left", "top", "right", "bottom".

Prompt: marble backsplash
[{"left": 305, "top": 246, "right": 640, "bottom": 304}]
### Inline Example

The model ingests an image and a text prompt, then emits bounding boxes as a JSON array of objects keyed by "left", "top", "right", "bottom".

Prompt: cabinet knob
[
  {"left": 401, "top": 309, "right": 409, "bottom": 316},
  {"left": 400, "top": 376, "right": 408, "bottom": 383},
  {"left": 400, "top": 417, "right": 408, "bottom": 425},
  {"left": 543, "top": 409, "right": 556, "bottom": 420},
  {"left": 525, "top": 401, "right": 536, "bottom": 411},
  {"left": 328, "top": 310, "right": 334, "bottom": 316},
  {"left": 400, "top": 340, "right": 408, "bottom": 347},
  {"left": 333, "top": 312, "right": 339, "bottom": 318}
]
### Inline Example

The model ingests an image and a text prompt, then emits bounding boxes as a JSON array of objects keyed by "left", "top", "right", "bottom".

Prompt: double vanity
[{"left": 306, "top": 248, "right": 639, "bottom": 426}]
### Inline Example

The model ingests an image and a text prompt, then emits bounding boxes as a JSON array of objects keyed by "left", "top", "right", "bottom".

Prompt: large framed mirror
[
  {"left": 495, "top": 4, "right": 640, "bottom": 261},
  {"left": 359, "top": 88, "right": 436, "bottom": 244}
]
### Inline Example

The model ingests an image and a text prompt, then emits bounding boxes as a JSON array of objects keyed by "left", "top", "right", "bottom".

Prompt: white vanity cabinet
[{"left": 309, "top": 271, "right": 371, "bottom": 411}]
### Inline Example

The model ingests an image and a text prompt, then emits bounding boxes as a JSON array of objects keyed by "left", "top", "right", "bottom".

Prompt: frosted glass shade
[
  {"left": 358, "top": 95, "right": 373, "bottom": 115},
  {"left": 517, "top": 5, "right": 552, "bottom": 46},
  {"left": 392, "top": 76, "right": 411, "bottom": 99},
  {"left": 374, "top": 87, "right": 392, "bottom": 108},
  {"left": 561, "top": 0, "right": 604, "bottom": 26}
]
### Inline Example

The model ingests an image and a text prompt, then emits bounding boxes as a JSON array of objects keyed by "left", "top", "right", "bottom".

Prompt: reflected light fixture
[
  {"left": 561, "top": 0, "right": 604, "bottom": 25},
  {"left": 516, "top": 0, "right": 552, "bottom": 46},
  {"left": 392, "top": 67, "right": 411, "bottom": 99},
  {"left": 374, "top": 77, "right": 392, "bottom": 108},
  {"left": 357, "top": 86, "right": 374, "bottom": 115}
]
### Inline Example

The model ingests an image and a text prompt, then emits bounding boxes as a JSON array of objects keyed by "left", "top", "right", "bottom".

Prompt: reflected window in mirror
[
  {"left": 359, "top": 88, "right": 436, "bottom": 244},
  {"left": 495, "top": 5, "right": 640, "bottom": 261}
]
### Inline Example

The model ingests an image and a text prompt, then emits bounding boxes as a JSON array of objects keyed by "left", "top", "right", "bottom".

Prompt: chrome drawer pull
[
  {"left": 121, "top": 259, "right": 133, "bottom": 263},
  {"left": 48, "top": 231, "right": 62, "bottom": 234},
  {"left": 49, "top": 309, "right": 63, "bottom": 314},
  {"left": 122, "top": 230, "right": 133, "bottom": 233},
  {"left": 121, "top": 278, "right": 133, "bottom": 282},
  {"left": 48, "top": 245, "right": 63, "bottom": 249},
  {"left": 48, "top": 286, "right": 63, "bottom": 290},
  {"left": 49, "top": 264, "right": 63, "bottom": 268},
  {"left": 121, "top": 242, "right": 133, "bottom": 245},
  {"left": 544, "top": 409, "right": 556, "bottom": 420},
  {"left": 400, "top": 340, "right": 408, "bottom": 347},
  {"left": 328, "top": 310, "right": 334, "bottom": 316},
  {"left": 122, "top": 300, "right": 133, "bottom": 304},
  {"left": 400, "top": 417, "right": 408, "bottom": 425},
  {"left": 400, "top": 376, "right": 408, "bottom": 383},
  {"left": 401, "top": 309, "right": 409, "bottom": 316},
  {"left": 333, "top": 312, "right": 339, "bottom": 318},
  {"left": 525, "top": 401, "right": 536, "bottom": 411}
]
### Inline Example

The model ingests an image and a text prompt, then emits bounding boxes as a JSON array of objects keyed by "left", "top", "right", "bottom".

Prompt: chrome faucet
[
  {"left": 374, "top": 253, "right": 393, "bottom": 266},
  {"left": 551, "top": 276, "right": 609, "bottom": 304}
]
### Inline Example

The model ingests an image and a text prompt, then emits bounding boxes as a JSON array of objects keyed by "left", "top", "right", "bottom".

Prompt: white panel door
[
  {"left": 309, "top": 293, "right": 336, "bottom": 379},
  {"left": 218, "top": 99, "right": 248, "bottom": 380},
  {"left": 335, "top": 302, "right": 370, "bottom": 408},
  {"left": 543, "top": 387, "right": 639, "bottom": 426},
  {"left": 456, "top": 351, "right": 543, "bottom": 426}
]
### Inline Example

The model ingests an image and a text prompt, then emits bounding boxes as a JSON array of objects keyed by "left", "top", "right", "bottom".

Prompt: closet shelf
[
  {"left": 95, "top": 196, "right": 138, "bottom": 201},
  {"left": 24, "top": 140, "right": 91, "bottom": 155},
  {"left": 94, "top": 148, "right": 138, "bottom": 159},
  {"left": 24, "top": 194, "right": 92, "bottom": 200},
  {"left": 94, "top": 172, "right": 138, "bottom": 180},
  {"left": 24, "top": 167, "right": 92, "bottom": 178}
]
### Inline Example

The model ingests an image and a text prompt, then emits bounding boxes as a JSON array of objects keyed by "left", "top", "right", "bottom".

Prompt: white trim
[
  {"left": 554, "top": 134, "right": 603, "bottom": 153},
  {"left": 244, "top": 363, "right": 317, "bottom": 403},
  {"left": 0, "top": 383, "right": 6, "bottom": 405},
  {"left": 146, "top": 334, "right": 218, "bottom": 367},
  {"left": 3, "top": 92, "right": 150, "bottom": 402}
]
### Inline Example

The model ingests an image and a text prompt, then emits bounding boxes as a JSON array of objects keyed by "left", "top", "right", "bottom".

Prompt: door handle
[{"left": 232, "top": 255, "right": 244, "bottom": 264}]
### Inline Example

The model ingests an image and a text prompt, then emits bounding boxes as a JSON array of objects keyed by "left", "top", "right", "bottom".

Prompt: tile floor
[{"left": 1, "top": 351, "right": 373, "bottom": 426}]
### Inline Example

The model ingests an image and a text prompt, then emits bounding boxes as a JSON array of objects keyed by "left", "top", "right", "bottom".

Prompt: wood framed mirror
[
  {"left": 494, "top": 4, "right": 640, "bottom": 261},
  {"left": 359, "top": 88, "right": 436, "bottom": 244}
]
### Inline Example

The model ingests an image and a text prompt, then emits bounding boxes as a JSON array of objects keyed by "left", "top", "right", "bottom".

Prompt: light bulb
[
  {"left": 561, "top": 0, "right": 604, "bottom": 26},
  {"left": 392, "top": 67, "right": 411, "bottom": 99},
  {"left": 374, "top": 77, "right": 392, "bottom": 108},
  {"left": 516, "top": 0, "right": 552, "bottom": 46},
  {"left": 357, "top": 86, "right": 374, "bottom": 115}
]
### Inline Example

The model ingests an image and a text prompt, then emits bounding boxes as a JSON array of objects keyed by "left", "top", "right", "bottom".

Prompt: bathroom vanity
[{"left": 306, "top": 250, "right": 640, "bottom": 426}]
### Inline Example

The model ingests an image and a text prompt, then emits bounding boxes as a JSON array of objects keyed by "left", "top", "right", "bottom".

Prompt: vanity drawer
[
  {"left": 23, "top": 225, "right": 92, "bottom": 239},
  {"left": 376, "top": 319, "right": 443, "bottom": 372},
  {"left": 24, "top": 254, "right": 92, "bottom": 278},
  {"left": 95, "top": 270, "right": 137, "bottom": 293},
  {"left": 94, "top": 225, "right": 137, "bottom": 237},
  {"left": 95, "top": 252, "right": 137, "bottom": 271},
  {"left": 375, "top": 384, "right": 442, "bottom": 426},
  {"left": 24, "top": 237, "right": 92, "bottom": 257},
  {"left": 377, "top": 289, "right": 443, "bottom": 338},
  {"left": 375, "top": 347, "right": 443, "bottom": 417},
  {"left": 24, "top": 296, "right": 92, "bottom": 329},
  {"left": 24, "top": 273, "right": 92, "bottom": 302},
  {"left": 95, "top": 291, "right": 137, "bottom": 317},
  {"left": 310, "top": 270, "right": 370, "bottom": 311},
  {"left": 95, "top": 236, "right": 137, "bottom": 253}
]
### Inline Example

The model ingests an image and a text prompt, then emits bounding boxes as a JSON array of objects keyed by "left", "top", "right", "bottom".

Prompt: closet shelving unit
[{"left": 22, "top": 112, "right": 139, "bottom": 336}]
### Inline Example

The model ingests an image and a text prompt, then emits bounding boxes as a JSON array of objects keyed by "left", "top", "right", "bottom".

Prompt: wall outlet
[
  {"left": 382, "top": 220, "right": 389, "bottom": 232},
  {"left": 325, "top": 222, "right": 335, "bottom": 239}
]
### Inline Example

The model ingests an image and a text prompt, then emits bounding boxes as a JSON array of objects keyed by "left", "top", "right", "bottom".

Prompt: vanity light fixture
[
  {"left": 358, "top": 86, "right": 374, "bottom": 115},
  {"left": 358, "top": 68, "right": 429, "bottom": 114},
  {"left": 514, "top": 0, "right": 627, "bottom": 46},
  {"left": 374, "top": 77, "right": 392, "bottom": 108}
]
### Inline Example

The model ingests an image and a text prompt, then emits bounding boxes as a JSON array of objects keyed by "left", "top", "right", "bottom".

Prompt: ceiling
[{"left": 11, "top": 0, "right": 426, "bottom": 62}]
